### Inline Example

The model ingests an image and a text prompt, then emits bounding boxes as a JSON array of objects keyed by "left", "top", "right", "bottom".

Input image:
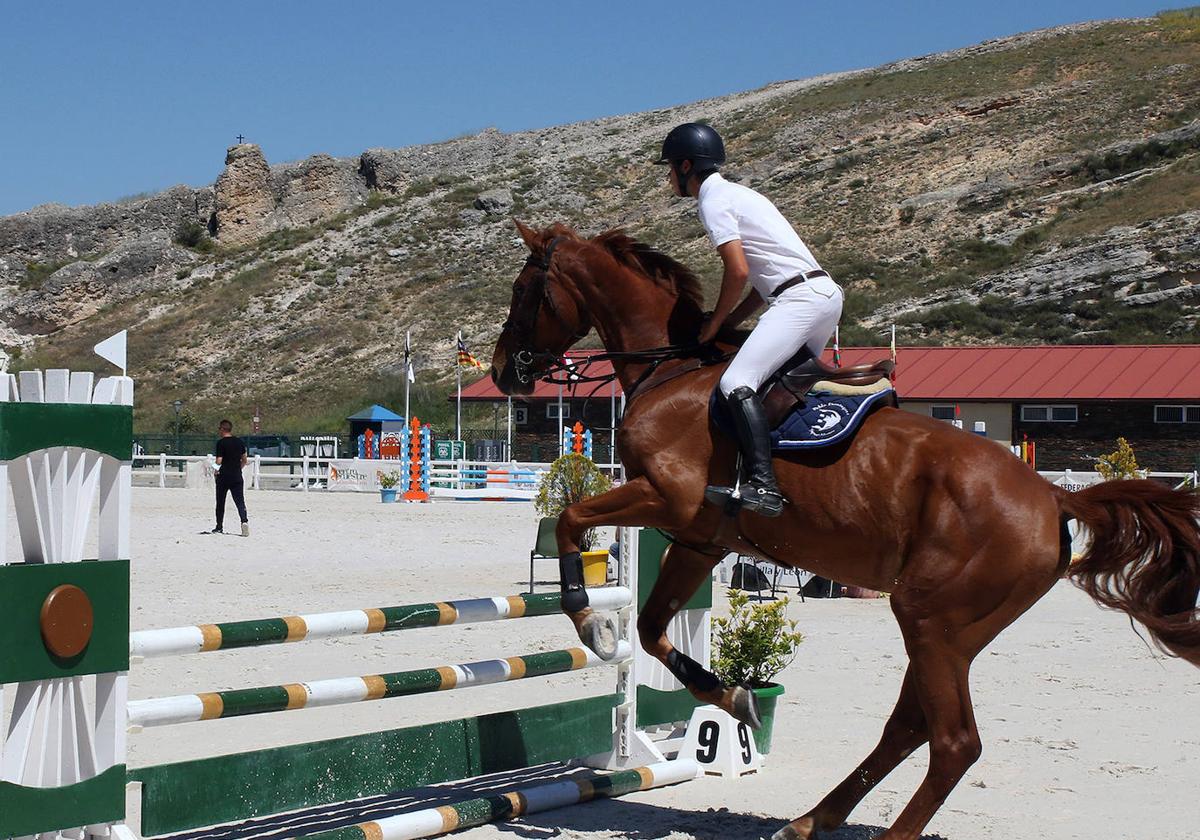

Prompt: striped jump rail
[
  {"left": 303, "top": 759, "right": 699, "bottom": 840},
  {"left": 130, "top": 586, "right": 632, "bottom": 659},
  {"left": 127, "top": 642, "right": 633, "bottom": 728}
]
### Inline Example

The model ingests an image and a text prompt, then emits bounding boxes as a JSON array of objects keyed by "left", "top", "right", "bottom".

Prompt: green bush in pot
[
  {"left": 712, "top": 588, "right": 804, "bottom": 753},
  {"left": 533, "top": 453, "right": 612, "bottom": 551}
]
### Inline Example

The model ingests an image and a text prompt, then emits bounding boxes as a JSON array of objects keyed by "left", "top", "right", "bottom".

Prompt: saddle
[{"left": 760, "top": 347, "right": 894, "bottom": 427}]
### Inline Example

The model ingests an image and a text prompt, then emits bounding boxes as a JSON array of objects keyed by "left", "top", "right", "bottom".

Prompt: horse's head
[{"left": 492, "top": 221, "right": 592, "bottom": 395}]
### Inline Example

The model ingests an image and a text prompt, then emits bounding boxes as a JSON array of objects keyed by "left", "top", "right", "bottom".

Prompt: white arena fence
[
  {"left": 132, "top": 454, "right": 626, "bottom": 495},
  {"left": 133, "top": 454, "right": 1197, "bottom": 495}
]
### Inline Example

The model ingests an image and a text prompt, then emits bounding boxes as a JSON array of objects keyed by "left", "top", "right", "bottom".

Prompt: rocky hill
[{"left": 2, "top": 11, "right": 1198, "bottom": 430}]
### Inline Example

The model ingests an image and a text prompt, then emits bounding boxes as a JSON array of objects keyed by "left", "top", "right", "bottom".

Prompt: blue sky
[{"left": 0, "top": 1, "right": 1191, "bottom": 215}]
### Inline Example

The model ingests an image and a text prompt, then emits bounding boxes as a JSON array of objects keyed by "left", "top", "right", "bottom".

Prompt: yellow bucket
[{"left": 581, "top": 550, "right": 609, "bottom": 587}]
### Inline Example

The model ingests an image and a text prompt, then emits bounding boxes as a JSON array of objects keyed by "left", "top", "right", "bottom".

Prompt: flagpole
[
  {"left": 619, "top": 391, "right": 626, "bottom": 482},
  {"left": 890, "top": 323, "right": 898, "bottom": 384},
  {"left": 609, "top": 378, "right": 616, "bottom": 472},
  {"left": 506, "top": 395, "right": 512, "bottom": 461},
  {"left": 456, "top": 364, "right": 462, "bottom": 447},
  {"left": 404, "top": 330, "right": 411, "bottom": 422}
]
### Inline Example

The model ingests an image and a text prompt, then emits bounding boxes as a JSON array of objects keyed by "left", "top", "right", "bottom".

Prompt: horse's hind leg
[
  {"left": 772, "top": 668, "right": 928, "bottom": 840},
  {"left": 636, "top": 543, "right": 761, "bottom": 727},
  {"left": 870, "top": 619, "right": 982, "bottom": 840},
  {"left": 777, "top": 566, "right": 1059, "bottom": 839}
]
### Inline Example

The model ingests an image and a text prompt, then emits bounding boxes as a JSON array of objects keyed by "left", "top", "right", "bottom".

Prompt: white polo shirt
[{"left": 696, "top": 173, "right": 821, "bottom": 300}]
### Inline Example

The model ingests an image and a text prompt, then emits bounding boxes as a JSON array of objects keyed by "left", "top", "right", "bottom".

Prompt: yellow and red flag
[{"left": 456, "top": 331, "right": 484, "bottom": 370}]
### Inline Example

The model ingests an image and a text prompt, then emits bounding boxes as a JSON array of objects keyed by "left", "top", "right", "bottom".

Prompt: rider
[{"left": 658, "top": 122, "right": 843, "bottom": 517}]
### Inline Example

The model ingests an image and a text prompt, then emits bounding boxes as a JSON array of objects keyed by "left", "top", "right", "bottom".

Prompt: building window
[
  {"left": 931, "top": 405, "right": 957, "bottom": 421},
  {"left": 513, "top": 406, "right": 528, "bottom": 425},
  {"left": 1154, "top": 405, "right": 1200, "bottom": 423},
  {"left": 546, "top": 402, "right": 572, "bottom": 420},
  {"left": 1021, "top": 404, "right": 1077, "bottom": 422}
]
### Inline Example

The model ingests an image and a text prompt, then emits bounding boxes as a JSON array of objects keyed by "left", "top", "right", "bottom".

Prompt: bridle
[
  {"left": 503, "top": 237, "right": 593, "bottom": 385},
  {"left": 502, "top": 236, "right": 730, "bottom": 398}
]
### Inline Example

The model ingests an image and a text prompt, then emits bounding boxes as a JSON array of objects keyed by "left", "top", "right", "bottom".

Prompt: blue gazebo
[{"left": 346, "top": 404, "right": 406, "bottom": 442}]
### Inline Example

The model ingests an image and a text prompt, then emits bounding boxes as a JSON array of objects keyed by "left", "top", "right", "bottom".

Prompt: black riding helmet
[{"left": 657, "top": 123, "right": 726, "bottom": 195}]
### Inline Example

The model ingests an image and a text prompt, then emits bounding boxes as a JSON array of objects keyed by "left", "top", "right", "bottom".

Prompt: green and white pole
[
  {"left": 303, "top": 759, "right": 698, "bottom": 840},
  {"left": 130, "top": 587, "right": 633, "bottom": 659},
  {"left": 128, "top": 643, "right": 632, "bottom": 728}
]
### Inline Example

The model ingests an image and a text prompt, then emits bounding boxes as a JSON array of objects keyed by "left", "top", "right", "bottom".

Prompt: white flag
[
  {"left": 404, "top": 331, "right": 415, "bottom": 383},
  {"left": 94, "top": 330, "right": 127, "bottom": 374}
]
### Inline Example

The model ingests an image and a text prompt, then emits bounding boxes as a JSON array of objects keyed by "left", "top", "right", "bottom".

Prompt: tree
[
  {"left": 1095, "top": 437, "right": 1142, "bottom": 480},
  {"left": 534, "top": 453, "right": 612, "bottom": 551}
]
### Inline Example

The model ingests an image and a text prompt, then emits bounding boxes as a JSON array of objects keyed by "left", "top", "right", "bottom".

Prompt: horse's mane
[
  {"left": 590, "top": 229, "right": 705, "bottom": 312},
  {"left": 533, "top": 223, "right": 709, "bottom": 345}
]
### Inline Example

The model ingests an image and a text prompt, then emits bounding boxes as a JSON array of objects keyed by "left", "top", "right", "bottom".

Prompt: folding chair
[
  {"left": 769, "top": 564, "right": 812, "bottom": 602},
  {"left": 529, "top": 516, "right": 558, "bottom": 593}
]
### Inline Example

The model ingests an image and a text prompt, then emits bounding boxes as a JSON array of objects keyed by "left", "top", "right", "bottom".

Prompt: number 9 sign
[{"left": 681, "top": 706, "right": 762, "bottom": 778}]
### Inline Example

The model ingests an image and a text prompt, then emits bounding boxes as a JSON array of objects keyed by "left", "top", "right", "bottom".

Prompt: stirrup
[{"left": 704, "top": 483, "right": 785, "bottom": 518}]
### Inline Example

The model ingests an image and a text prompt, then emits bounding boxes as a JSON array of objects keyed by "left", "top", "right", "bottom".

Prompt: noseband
[{"left": 504, "top": 237, "right": 592, "bottom": 384}]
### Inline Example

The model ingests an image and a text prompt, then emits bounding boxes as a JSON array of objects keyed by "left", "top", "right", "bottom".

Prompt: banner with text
[{"left": 328, "top": 459, "right": 403, "bottom": 492}]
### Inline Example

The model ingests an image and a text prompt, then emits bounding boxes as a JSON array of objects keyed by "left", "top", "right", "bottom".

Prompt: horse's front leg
[
  {"left": 556, "top": 476, "right": 685, "bottom": 659},
  {"left": 636, "top": 542, "right": 761, "bottom": 728}
]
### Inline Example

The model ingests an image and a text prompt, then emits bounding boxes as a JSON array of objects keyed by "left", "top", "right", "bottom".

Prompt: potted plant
[
  {"left": 534, "top": 453, "right": 613, "bottom": 585},
  {"left": 711, "top": 588, "right": 804, "bottom": 755},
  {"left": 377, "top": 470, "right": 401, "bottom": 502}
]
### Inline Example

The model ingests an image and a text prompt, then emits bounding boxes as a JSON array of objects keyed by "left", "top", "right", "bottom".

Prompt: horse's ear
[{"left": 514, "top": 219, "right": 541, "bottom": 252}]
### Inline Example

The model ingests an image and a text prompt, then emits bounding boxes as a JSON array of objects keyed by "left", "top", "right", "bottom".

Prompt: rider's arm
[
  {"left": 701, "top": 239, "right": 750, "bottom": 342},
  {"left": 725, "top": 289, "right": 764, "bottom": 328}
]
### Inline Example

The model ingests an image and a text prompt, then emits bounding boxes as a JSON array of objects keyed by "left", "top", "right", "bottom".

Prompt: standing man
[
  {"left": 657, "top": 122, "right": 843, "bottom": 517},
  {"left": 213, "top": 419, "right": 250, "bottom": 536}
]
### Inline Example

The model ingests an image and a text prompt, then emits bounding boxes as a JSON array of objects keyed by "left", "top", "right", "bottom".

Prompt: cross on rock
[{"left": 236, "top": 134, "right": 245, "bottom": 143}]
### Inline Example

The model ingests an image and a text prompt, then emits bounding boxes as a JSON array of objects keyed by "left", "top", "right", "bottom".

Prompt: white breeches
[{"left": 719, "top": 275, "right": 844, "bottom": 397}]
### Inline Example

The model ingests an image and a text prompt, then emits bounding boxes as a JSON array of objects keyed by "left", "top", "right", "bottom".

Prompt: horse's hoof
[
  {"left": 729, "top": 685, "right": 762, "bottom": 730},
  {"left": 771, "top": 816, "right": 816, "bottom": 840},
  {"left": 579, "top": 612, "right": 619, "bottom": 660}
]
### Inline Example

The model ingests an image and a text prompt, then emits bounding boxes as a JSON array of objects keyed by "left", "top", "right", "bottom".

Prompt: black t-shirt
[{"left": 214, "top": 436, "right": 247, "bottom": 477}]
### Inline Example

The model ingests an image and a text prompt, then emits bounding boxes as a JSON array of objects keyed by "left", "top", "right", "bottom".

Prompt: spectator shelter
[{"left": 346, "top": 404, "right": 407, "bottom": 443}]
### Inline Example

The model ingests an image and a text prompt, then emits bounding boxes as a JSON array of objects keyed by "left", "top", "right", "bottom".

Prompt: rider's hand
[{"left": 698, "top": 313, "right": 721, "bottom": 345}]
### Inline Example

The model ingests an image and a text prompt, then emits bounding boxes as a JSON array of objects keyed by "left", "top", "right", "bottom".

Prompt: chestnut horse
[{"left": 491, "top": 222, "right": 1200, "bottom": 840}]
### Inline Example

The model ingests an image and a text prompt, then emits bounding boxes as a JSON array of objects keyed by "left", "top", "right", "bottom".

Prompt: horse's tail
[{"left": 1059, "top": 479, "right": 1200, "bottom": 666}]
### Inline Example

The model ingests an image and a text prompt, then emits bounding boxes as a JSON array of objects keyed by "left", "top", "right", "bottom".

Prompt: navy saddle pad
[{"left": 710, "top": 387, "right": 895, "bottom": 450}]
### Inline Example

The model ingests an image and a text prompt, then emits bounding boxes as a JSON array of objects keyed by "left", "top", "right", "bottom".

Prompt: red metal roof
[{"left": 459, "top": 345, "right": 1200, "bottom": 401}]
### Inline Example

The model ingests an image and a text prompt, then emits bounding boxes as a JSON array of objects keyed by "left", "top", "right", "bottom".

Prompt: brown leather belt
[{"left": 768, "top": 269, "right": 830, "bottom": 300}]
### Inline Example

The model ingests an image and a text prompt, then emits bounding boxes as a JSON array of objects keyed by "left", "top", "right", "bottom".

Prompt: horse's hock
[{"left": 0, "top": 368, "right": 711, "bottom": 840}]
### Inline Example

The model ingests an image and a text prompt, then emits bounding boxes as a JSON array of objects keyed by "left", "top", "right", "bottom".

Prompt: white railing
[
  {"left": 131, "top": 455, "right": 627, "bottom": 493},
  {"left": 1039, "top": 469, "right": 1198, "bottom": 492},
  {"left": 133, "top": 457, "right": 1196, "bottom": 495},
  {"left": 132, "top": 454, "right": 334, "bottom": 491}
]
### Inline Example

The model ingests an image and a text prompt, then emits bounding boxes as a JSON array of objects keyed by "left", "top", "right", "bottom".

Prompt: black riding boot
[{"left": 705, "top": 386, "right": 785, "bottom": 517}]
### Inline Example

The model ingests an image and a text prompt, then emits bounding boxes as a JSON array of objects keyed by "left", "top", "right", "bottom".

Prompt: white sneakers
[{"left": 241, "top": 522, "right": 250, "bottom": 537}]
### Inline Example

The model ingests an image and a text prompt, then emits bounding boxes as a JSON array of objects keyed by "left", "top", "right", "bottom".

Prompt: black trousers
[{"left": 215, "top": 473, "right": 248, "bottom": 527}]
